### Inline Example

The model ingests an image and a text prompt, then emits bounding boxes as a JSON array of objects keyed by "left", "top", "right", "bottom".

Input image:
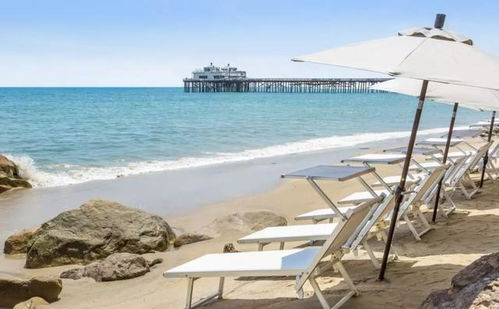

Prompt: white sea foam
[{"left": 5, "top": 126, "right": 463, "bottom": 188}]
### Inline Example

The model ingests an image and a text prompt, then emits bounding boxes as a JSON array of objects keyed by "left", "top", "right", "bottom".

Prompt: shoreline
[{"left": 0, "top": 131, "right": 447, "bottom": 247}]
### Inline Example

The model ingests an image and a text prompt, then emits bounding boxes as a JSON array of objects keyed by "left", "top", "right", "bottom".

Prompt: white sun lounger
[
  {"left": 395, "top": 165, "right": 448, "bottom": 240},
  {"left": 443, "top": 142, "right": 492, "bottom": 201},
  {"left": 238, "top": 197, "right": 383, "bottom": 251},
  {"left": 425, "top": 156, "right": 468, "bottom": 217},
  {"left": 291, "top": 165, "right": 446, "bottom": 246},
  {"left": 164, "top": 201, "right": 374, "bottom": 309},
  {"left": 239, "top": 195, "right": 399, "bottom": 269}
]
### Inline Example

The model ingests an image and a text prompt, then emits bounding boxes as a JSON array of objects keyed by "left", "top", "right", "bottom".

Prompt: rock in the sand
[
  {"left": 0, "top": 154, "right": 31, "bottom": 194},
  {"left": 60, "top": 253, "right": 155, "bottom": 282},
  {"left": 209, "top": 210, "right": 287, "bottom": 234},
  {"left": 13, "top": 297, "right": 49, "bottom": 309},
  {"left": 4, "top": 227, "right": 39, "bottom": 255},
  {"left": 421, "top": 252, "right": 499, "bottom": 309},
  {"left": 174, "top": 233, "right": 212, "bottom": 247},
  {"left": 0, "top": 277, "right": 62, "bottom": 307},
  {"left": 25, "top": 199, "right": 175, "bottom": 268},
  {"left": 223, "top": 243, "right": 238, "bottom": 253}
]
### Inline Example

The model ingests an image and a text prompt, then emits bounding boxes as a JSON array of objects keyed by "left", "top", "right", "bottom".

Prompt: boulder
[
  {"left": 421, "top": 252, "right": 499, "bottom": 308},
  {"left": 60, "top": 253, "right": 155, "bottom": 282},
  {"left": 13, "top": 297, "right": 49, "bottom": 309},
  {"left": 0, "top": 277, "right": 62, "bottom": 307},
  {"left": 0, "top": 154, "right": 20, "bottom": 178},
  {"left": 208, "top": 210, "right": 287, "bottom": 235},
  {"left": 4, "top": 227, "right": 39, "bottom": 255},
  {"left": 25, "top": 199, "right": 176, "bottom": 268},
  {"left": 174, "top": 233, "right": 212, "bottom": 248},
  {"left": 0, "top": 154, "right": 31, "bottom": 194}
]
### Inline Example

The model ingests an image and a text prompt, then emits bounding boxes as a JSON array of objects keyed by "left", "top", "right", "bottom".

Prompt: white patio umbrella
[
  {"left": 292, "top": 13, "right": 499, "bottom": 280},
  {"left": 372, "top": 78, "right": 499, "bottom": 111},
  {"left": 372, "top": 78, "right": 499, "bottom": 220}
]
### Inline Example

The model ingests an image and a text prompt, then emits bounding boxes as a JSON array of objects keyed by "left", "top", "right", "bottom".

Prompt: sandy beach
[{"left": 1, "top": 136, "right": 498, "bottom": 308}]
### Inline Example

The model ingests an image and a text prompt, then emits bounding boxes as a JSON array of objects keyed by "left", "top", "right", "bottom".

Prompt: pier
[{"left": 183, "top": 78, "right": 391, "bottom": 93}]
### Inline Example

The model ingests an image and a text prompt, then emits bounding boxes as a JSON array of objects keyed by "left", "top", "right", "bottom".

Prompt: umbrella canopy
[
  {"left": 291, "top": 13, "right": 499, "bottom": 281},
  {"left": 371, "top": 78, "right": 499, "bottom": 111},
  {"left": 292, "top": 28, "right": 499, "bottom": 91}
]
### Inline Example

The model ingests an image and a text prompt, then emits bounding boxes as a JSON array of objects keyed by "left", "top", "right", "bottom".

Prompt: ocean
[{"left": 0, "top": 87, "right": 485, "bottom": 188}]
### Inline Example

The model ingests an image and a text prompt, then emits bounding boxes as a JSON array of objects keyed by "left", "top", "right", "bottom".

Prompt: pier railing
[{"left": 183, "top": 78, "right": 391, "bottom": 93}]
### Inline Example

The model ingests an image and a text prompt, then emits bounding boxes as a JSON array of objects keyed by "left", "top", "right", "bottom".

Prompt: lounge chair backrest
[
  {"left": 451, "top": 142, "right": 491, "bottom": 183},
  {"left": 344, "top": 193, "right": 396, "bottom": 250},
  {"left": 470, "top": 142, "right": 492, "bottom": 169},
  {"left": 295, "top": 196, "right": 383, "bottom": 291},
  {"left": 423, "top": 157, "right": 466, "bottom": 202},
  {"left": 444, "top": 155, "right": 470, "bottom": 187},
  {"left": 397, "top": 165, "right": 448, "bottom": 218},
  {"left": 490, "top": 141, "right": 499, "bottom": 157}
]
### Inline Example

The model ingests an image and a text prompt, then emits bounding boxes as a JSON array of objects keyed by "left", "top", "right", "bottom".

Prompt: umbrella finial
[{"left": 434, "top": 13, "right": 446, "bottom": 29}]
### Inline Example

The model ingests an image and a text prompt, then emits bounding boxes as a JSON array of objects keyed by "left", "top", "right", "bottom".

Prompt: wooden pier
[{"left": 183, "top": 78, "right": 391, "bottom": 93}]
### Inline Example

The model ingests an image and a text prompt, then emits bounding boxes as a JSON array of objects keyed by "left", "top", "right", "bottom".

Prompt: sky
[{"left": 1, "top": 0, "right": 498, "bottom": 87}]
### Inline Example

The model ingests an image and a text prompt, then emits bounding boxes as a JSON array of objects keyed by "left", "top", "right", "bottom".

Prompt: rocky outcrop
[
  {"left": 4, "top": 227, "right": 39, "bottom": 254},
  {"left": 207, "top": 210, "right": 287, "bottom": 235},
  {"left": 60, "top": 253, "right": 161, "bottom": 282},
  {"left": 0, "top": 277, "right": 62, "bottom": 308},
  {"left": 13, "top": 297, "right": 49, "bottom": 309},
  {"left": 174, "top": 233, "right": 212, "bottom": 248},
  {"left": 25, "top": 199, "right": 175, "bottom": 268},
  {"left": 421, "top": 252, "right": 499, "bottom": 308},
  {"left": 0, "top": 154, "right": 31, "bottom": 193}
]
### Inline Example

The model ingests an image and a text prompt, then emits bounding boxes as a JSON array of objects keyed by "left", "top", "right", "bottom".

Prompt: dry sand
[{"left": 1, "top": 143, "right": 498, "bottom": 309}]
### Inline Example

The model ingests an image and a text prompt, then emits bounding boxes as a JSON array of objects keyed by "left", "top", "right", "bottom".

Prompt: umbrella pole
[
  {"left": 378, "top": 80, "right": 429, "bottom": 280},
  {"left": 479, "top": 111, "right": 496, "bottom": 187},
  {"left": 432, "top": 102, "right": 459, "bottom": 222}
]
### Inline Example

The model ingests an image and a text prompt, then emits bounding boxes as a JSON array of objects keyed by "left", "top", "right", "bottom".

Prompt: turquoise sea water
[{"left": 0, "top": 87, "right": 486, "bottom": 187}]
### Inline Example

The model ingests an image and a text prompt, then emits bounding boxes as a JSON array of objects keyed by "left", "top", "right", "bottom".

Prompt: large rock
[
  {"left": 208, "top": 210, "right": 287, "bottom": 235},
  {"left": 421, "top": 252, "right": 499, "bottom": 308},
  {"left": 0, "top": 154, "right": 31, "bottom": 194},
  {"left": 174, "top": 233, "right": 212, "bottom": 248},
  {"left": 60, "top": 253, "right": 156, "bottom": 282},
  {"left": 0, "top": 277, "right": 62, "bottom": 307},
  {"left": 25, "top": 199, "right": 175, "bottom": 268},
  {"left": 4, "top": 227, "right": 39, "bottom": 255},
  {"left": 13, "top": 297, "right": 49, "bottom": 309}
]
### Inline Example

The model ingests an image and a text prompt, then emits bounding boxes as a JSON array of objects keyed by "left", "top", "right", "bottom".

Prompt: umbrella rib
[{"left": 395, "top": 38, "right": 429, "bottom": 75}]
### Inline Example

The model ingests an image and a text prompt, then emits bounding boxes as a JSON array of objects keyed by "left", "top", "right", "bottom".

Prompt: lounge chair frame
[{"left": 164, "top": 200, "right": 377, "bottom": 309}]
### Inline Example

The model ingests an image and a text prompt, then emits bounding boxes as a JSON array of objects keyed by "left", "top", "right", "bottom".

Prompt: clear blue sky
[{"left": 1, "top": 0, "right": 498, "bottom": 86}]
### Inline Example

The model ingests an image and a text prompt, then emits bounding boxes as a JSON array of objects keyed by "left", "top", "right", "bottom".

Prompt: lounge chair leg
[
  {"left": 414, "top": 207, "right": 432, "bottom": 235},
  {"left": 309, "top": 277, "right": 331, "bottom": 309},
  {"left": 335, "top": 261, "right": 359, "bottom": 296},
  {"left": 258, "top": 242, "right": 269, "bottom": 251},
  {"left": 486, "top": 171, "right": 495, "bottom": 183},
  {"left": 279, "top": 242, "right": 285, "bottom": 250},
  {"left": 459, "top": 183, "right": 472, "bottom": 199},
  {"left": 443, "top": 191, "right": 457, "bottom": 216},
  {"left": 362, "top": 239, "right": 380, "bottom": 269},
  {"left": 404, "top": 213, "right": 421, "bottom": 241},
  {"left": 184, "top": 277, "right": 225, "bottom": 309},
  {"left": 380, "top": 231, "right": 398, "bottom": 260},
  {"left": 185, "top": 278, "right": 195, "bottom": 309},
  {"left": 217, "top": 277, "right": 225, "bottom": 298}
]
